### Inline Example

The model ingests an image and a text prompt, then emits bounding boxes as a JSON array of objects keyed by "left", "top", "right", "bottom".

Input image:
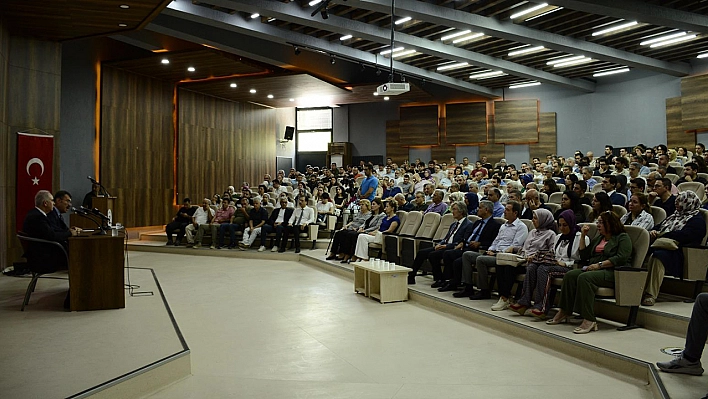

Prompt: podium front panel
[{"left": 68, "top": 234, "right": 125, "bottom": 311}]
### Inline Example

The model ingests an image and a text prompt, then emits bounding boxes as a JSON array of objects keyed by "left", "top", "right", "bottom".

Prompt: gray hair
[
  {"left": 34, "top": 190, "right": 52, "bottom": 207},
  {"left": 451, "top": 200, "right": 466, "bottom": 214},
  {"left": 630, "top": 162, "right": 641, "bottom": 170},
  {"left": 393, "top": 193, "right": 406, "bottom": 202},
  {"left": 581, "top": 166, "right": 592, "bottom": 174},
  {"left": 434, "top": 189, "right": 445, "bottom": 198},
  {"left": 479, "top": 200, "right": 494, "bottom": 214}
]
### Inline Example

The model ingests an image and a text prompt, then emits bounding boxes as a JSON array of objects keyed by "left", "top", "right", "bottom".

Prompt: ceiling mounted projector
[{"left": 377, "top": 82, "right": 410, "bottom": 95}]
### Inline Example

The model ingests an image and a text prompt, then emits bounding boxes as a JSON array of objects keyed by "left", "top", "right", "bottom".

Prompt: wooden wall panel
[
  {"left": 101, "top": 66, "right": 174, "bottom": 228},
  {"left": 666, "top": 97, "right": 695, "bottom": 150},
  {"left": 385, "top": 120, "right": 407, "bottom": 164},
  {"left": 530, "top": 112, "right": 557, "bottom": 160},
  {"left": 399, "top": 105, "right": 439, "bottom": 146},
  {"left": 681, "top": 74, "right": 708, "bottom": 132},
  {"left": 431, "top": 145, "right": 456, "bottom": 163},
  {"left": 2, "top": 35, "right": 61, "bottom": 270},
  {"left": 178, "top": 89, "right": 276, "bottom": 205},
  {"left": 493, "top": 99, "right": 539, "bottom": 144},
  {"left": 445, "top": 102, "right": 487, "bottom": 145},
  {"left": 479, "top": 115, "right": 505, "bottom": 164}
]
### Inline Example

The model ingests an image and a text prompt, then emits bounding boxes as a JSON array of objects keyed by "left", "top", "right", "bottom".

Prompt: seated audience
[
  {"left": 649, "top": 177, "right": 677, "bottom": 217},
  {"left": 621, "top": 193, "right": 655, "bottom": 230},
  {"left": 281, "top": 195, "right": 316, "bottom": 253},
  {"left": 547, "top": 211, "right": 631, "bottom": 334},
  {"left": 186, "top": 199, "right": 215, "bottom": 248},
  {"left": 590, "top": 192, "right": 613, "bottom": 222},
  {"left": 554, "top": 190, "right": 586, "bottom": 223},
  {"left": 424, "top": 189, "right": 448, "bottom": 215},
  {"left": 239, "top": 198, "right": 268, "bottom": 250},
  {"left": 339, "top": 198, "right": 385, "bottom": 262},
  {"left": 326, "top": 199, "right": 373, "bottom": 261},
  {"left": 315, "top": 192, "right": 334, "bottom": 225},
  {"left": 352, "top": 201, "right": 400, "bottom": 262},
  {"left": 166, "top": 198, "right": 195, "bottom": 246},
  {"left": 260, "top": 198, "right": 293, "bottom": 252},
  {"left": 464, "top": 192, "right": 479, "bottom": 215},
  {"left": 642, "top": 191, "right": 706, "bottom": 306},
  {"left": 210, "top": 198, "right": 235, "bottom": 249}
]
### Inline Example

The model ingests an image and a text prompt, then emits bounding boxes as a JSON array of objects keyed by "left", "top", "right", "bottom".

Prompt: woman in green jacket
[{"left": 546, "top": 211, "right": 632, "bottom": 334}]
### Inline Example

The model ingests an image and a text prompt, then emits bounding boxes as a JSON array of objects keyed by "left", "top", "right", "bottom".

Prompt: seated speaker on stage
[
  {"left": 48, "top": 190, "right": 79, "bottom": 236},
  {"left": 165, "top": 197, "right": 195, "bottom": 246}
]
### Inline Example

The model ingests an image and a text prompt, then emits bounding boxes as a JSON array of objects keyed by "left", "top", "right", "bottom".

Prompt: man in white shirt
[
  {"left": 281, "top": 196, "right": 315, "bottom": 253},
  {"left": 186, "top": 199, "right": 215, "bottom": 247}
]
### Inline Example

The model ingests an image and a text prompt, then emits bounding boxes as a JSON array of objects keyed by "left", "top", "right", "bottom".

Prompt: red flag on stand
[{"left": 16, "top": 132, "right": 54, "bottom": 229}]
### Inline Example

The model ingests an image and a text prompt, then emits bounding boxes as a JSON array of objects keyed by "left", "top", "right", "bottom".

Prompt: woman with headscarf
[
  {"left": 492, "top": 208, "right": 557, "bottom": 311},
  {"left": 642, "top": 191, "right": 706, "bottom": 306},
  {"left": 464, "top": 192, "right": 479, "bottom": 215},
  {"left": 510, "top": 210, "right": 590, "bottom": 318}
]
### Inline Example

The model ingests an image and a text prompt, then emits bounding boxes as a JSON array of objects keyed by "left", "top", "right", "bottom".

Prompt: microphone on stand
[
  {"left": 71, "top": 206, "right": 89, "bottom": 215},
  {"left": 87, "top": 176, "right": 99, "bottom": 185},
  {"left": 72, "top": 207, "right": 107, "bottom": 235},
  {"left": 88, "top": 207, "right": 110, "bottom": 221}
]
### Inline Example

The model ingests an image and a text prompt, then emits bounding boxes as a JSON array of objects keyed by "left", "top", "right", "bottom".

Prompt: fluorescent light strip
[
  {"left": 392, "top": 49, "right": 417, "bottom": 58},
  {"left": 593, "top": 68, "right": 630, "bottom": 77},
  {"left": 441, "top": 30, "right": 471, "bottom": 41},
  {"left": 553, "top": 57, "right": 592, "bottom": 67},
  {"left": 509, "top": 82, "right": 541, "bottom": 89},
  {"left": 546, "top": 55, "right": 584, "bottom": 65},
  {"left": 650, "top": 34, "right": 697, "bottom": 48},
  {"left": 469, "top": 70, "right": 506, "bottom": 79},
  {"left": 524, "top": 7, "right": 563, "bottom": 21},
  {"left": 380, "top": 47, "right": 404, "bottom": 55},
  {"left": 509, "top": 3, "right": 548, "bottom": 20},
  {"left": 250, "top": 13, "right": 259, "bottom": 19},
  {"left": 395, "top": 17, "right": 411, "bottom": 25},
  {"left": 508, "top": 45, "right": 545, "bottom": 56},
  {"left": 452, "top": 33, "right": 484, "bottom": 44},
  {"left": 308, "top": 0, "right": 322, "bottom": 6},
  {"left": 592, "top": 21, "right": 638, "bottom": 36},
  {"left": 698, "top": 52, "right": 708, "bottom": 59},
  {"left": 640, "top": 31, "right": 686, "bottom": 46},
  {"left": 340, "top": 35, "right": 352, "bottom": 41},
  {"left": 436, "top": 62, "right": 468, "bottom": 71}
]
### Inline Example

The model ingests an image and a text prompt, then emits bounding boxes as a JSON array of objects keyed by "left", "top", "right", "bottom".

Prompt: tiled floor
[{"left": 142, "top": 252, "right": 652, "bottom": 399}]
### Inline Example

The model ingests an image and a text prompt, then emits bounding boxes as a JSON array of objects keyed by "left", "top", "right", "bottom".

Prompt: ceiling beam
[
  {"left": 151, "top": 3, "right": 502, "bottom": 98},
  {"left": 344, "top": 0, "right": 691, "bottom": 77},
  {"left": 550, "top": 0, "right": 708, "bottom": 34},
  {"left": 195, "top": 0, "right": 597, "bottom": 92}
]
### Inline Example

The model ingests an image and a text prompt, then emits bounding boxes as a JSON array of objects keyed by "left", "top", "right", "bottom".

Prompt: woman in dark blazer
[{"left": 547, "top": 211, "right": 632, "bottom": 334}]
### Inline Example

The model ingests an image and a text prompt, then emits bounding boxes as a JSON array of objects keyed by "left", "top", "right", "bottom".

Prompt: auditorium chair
[
  {"left": 548, "top": 192, "right": 563, "bottom": 204},
  {"left": 415, "top": 213, "right": 455, "bottom": 274},
  {"left": 676, "top": 209, "right": 708, "bottom": 301},
  {"left": 399, "top": 212, "right": 441, "bottom": 268},
  {"left": 581, "top": 204, "right": 593, "bottom": 221},
  {"left": 544, "top": 203, "right": 561, "bottom": 215},
  {"left": 383, "top": 211, "right": 423, "bottom": 265},
  {"left": 648, "top": 206, "right": 666, "bottom": 227},
  {"left": 612, "top": 205, "right": 627, "bottom": 218},
  {"left": 16, "top": 232, "right": 69, "bottom": 311},
  {"left": 368, "top": 210, "right": 407, "bottom": 260},
  {"left": 678, "top": 182, "right": 706, "bottom": 203}
]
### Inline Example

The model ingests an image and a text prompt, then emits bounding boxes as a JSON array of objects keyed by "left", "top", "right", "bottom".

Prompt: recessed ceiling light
[
  {"left": 509, "top": 81, "right": 541, "bottom": 89},
  {"left": 639, "top": 31, "right": 686, "bottom": 46},
  {"left": 161, "top": 59, "right": 169, "bottom": 64},
  {"left": 230, "top": 83, "right": 237, "bottom": 88},
  {"left": 698, "top": 51, "right": 708, "bottom": 59},
  {"left": 508, "top": 45, "right": 545, "bottom": 56},
  {"left": 249, "top": 89, "right": 256, "bottom": 93},
  {"left": 289, "top": 98, "right": 295, "bottom": 101},
  {"left": 119, "top": 4, "right": 130, "bottom": 9},
  {"left": 524, "top": 7, "right": 563, "bottom": 21},
  {"left": 392, "top": 49, "right": 417, "bottom": 58},
  {"left": 340, "top": 35, "right": 352, "bottom": 41},
  {"left": 591, "top": 20, "right": 638, "bottom": 37},
  {"left": 592, "top": 68, "right": 630, "bottom": 77},
  {"left": 267, "top": 94, "right": 274, "bottom": 99},
  {"left": 546, "top": 55, "right": 585, "bottom": 65},
  {"left": 553, "top": 57, "right": 592, "bottom": 67},
  {"left": 383, "top": 96, "right": 390, "bottom": 101},
  {"left": 650, "top": 34, "right": 697, "bottom": 48},
  {"left": 436, "top": 62, "right": 468, "bottom": 71},
  {"left": 509, "top": 3, "right": 549, "bottom": 20},
  {"left": 380, "top": 47, "right": 404, "bottom": 55},
  {"left": 395, "top": 17, "right": 412, "bottom": 25},
  {"left": 373, "top": 92, "right": 379, "bottom": 96},
  {"left": 469, "top": 70, "right": 506, "bottom": 80},
  {"left": 452, "top": 33, "right": 483, "bottom": 44},
  {"left": 187, "top": 66, "right": 195, "bottom": 72},
  {"left": 440, "top": 30, "right": 471, "bottom": 41},
  {"left": 266, "top": 17, "right": 275, "bottom": 22},
  {"left": 308, "top": 0, "right": 322, "bottom": 6},
  {"left": 118, "top": 23, "right": 127, "bottom": 27},
  {"left": 250, "top": 13, "right": 260, "bottom": 19}
]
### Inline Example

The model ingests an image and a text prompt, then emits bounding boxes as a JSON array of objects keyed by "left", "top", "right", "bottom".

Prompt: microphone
[
  {"left": 90, "top": 207, "right": 110, "bottom": 220},
  {"left": 71, "top": 206, "right": 89, "bottom": 215},
  {"left": 87, "top": 176, "right": 99, "bottom": 185}
]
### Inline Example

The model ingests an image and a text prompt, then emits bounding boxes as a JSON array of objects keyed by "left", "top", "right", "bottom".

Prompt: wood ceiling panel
[{"left": 0, "top": 0, "right": 171, "bottom": 41}]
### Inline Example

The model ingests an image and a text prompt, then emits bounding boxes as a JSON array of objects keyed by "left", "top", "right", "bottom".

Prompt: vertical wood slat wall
[
  {"left": 178, "top": 88, "right": 276, "bottom": 203},
  {"left": 101, "top": 66, "right": 174, "bottom": 228},
  {"left": 1, "top": 32, "right": 62, "bottom": 269},
  {"left": 385, "top": 120, "right": 407, "bottom": 164},
  {"left": 680, "top": 74, "right": 708, "bottom": 132},
  {"left": 399, "top": 105, "right": 439, "bottom": 146},
  {"left": 530, "top": 112, "right": 557, "bottom": 160},
  {"left": 493, "top": 99, "right": 539, "bottom": 144},
  {"left": 445, "top": 102, "right": 487, "bottom": 145},
  {"left": 666, "top": 97, "right": 695, "bottom": 150}
]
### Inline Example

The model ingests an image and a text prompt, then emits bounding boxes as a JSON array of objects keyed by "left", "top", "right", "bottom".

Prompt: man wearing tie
[
  {"left": 47, "top": 190, "right": 74, "bottom": 236},
  {"left": 282, "top": 196, "right": 315, "bottom": 253},
  {"left": 439, "top": 200, "right": 502, "bottom": 294},
  {"left": 407, "top": 201, "right": 473, "bottom": 285}
]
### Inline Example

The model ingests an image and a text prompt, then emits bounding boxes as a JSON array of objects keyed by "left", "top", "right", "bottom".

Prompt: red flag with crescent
[{"left": 16, "top": 132, "right": 54, "bottom": 229}]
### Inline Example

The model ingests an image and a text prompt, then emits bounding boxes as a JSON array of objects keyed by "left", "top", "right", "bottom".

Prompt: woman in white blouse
[
  {"left": 510, "top": 209, "right": 590, "bottom": 318},
  {"left": 620, "top": 193, "right": 655, "bottom": 231}
]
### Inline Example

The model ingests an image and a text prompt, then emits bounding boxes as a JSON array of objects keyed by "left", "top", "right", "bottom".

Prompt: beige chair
[
  {"left": 539, "top": 192, "right": 549, "bottom": 203},
  {"left": 581, "top": 204, "right": 593, "bottom": 221},
  {"left": 548, "top": 192, "right": 563, "bottom": 204},
  {"left": 383, "top": 211, "right": 423, "bottom": 264},
  {"left": 678, "top": 182, "right": 706, "bottom": 202},
  {"left": 493, "top": 217, "right": 507, "bottom": 226},
  {"left": 400, "top": 212, "right": 442, "bottom": 267},
  {"left": 370, "top": 210, "right": 408, "bottom": 258},
  {"left": 578, "top": 222, "right": 597, "bottom": 238},
  {"left": 584, "top": 192, "right": 594, "bottom": 202},
  {"left": 431, "top": 214, "right": 455, "bottom": 242},
  {"left": 698, "top": 173, "right": 708, "bottom": 182},
  {"left": 520, "top": 218, "right": 534, "bottom": 232},
  {"left": 467, "top": 215, "right": 480, "bottom": 224},
  {"left": 648, "top": 206, "right": 666, "bottom": 227},
  {"left": 664, "top": 173, "right": 679, "bottom": 184},
  {"left": 544, "top": 203, "right": 561, "bottom": 215},
  {"left": 673, "top": 166, "right": 684, "bottom": 177},
  {"left": 681, "top": 210, "right": 708, "bottom": 297},
  {"left": 557, "top": 183, "right": 566, "bottom": 192},
  {"left": 591, "top": 184, "right": 604, "bottom": 193},
  {"left": 612, "top": 205, "right": 627, "bottom": 218}
]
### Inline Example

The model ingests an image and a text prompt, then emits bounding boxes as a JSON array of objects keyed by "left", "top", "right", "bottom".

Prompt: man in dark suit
[
  {"left": 407, "top": 201, "right": 474, "bottom": 285},
  {"left": 260, "top": 197, "right": 294, "bottom": 252},
  {"left": 602, "top": 175, "right": 627, "bottom": 206},
  {"left": 22, "top": 190, "right": 81, "bottom": 274},
  {"left": 440, "top": 200, "right": 502, "bottom": 295},
  {"left": 47, "top": 190, "right": 73, "bottom": 235}
]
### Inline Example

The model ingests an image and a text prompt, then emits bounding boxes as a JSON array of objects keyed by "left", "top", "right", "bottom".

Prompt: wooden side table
[{"left": 354, "top": 264, "right": 412, "bottom": 304}]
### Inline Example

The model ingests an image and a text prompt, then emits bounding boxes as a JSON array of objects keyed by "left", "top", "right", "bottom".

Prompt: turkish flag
[{"left": 16, "top": 132, "right": 54, "bottom": 229}]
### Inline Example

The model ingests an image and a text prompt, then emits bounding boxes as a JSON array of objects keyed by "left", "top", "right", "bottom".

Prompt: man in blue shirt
[
  {"left": 358, "top": 164, "right": 379, "bottom": 202},
  {"left": 487, "top": 188, "right": 505, "bottom": 217}
]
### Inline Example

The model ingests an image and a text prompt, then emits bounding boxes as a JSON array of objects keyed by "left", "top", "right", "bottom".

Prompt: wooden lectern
[
  {"left": 68, "top": 232, "right": 125, "bottom": 311},
  {"left": 69, "top": 196, "right": 117, "bottom": 229}
]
